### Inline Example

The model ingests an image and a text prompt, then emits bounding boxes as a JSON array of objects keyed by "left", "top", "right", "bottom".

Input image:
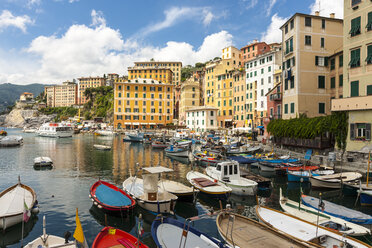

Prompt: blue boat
[
  {"left": 287, "top": 171, "right": 311, "bottom": 182},
  {"left": 123, "top": 132, "right": 144, "bottom": 142},
  {"left": 359, "top": 190, "right": 372, "bottom": 206},
  {"left": 151, "top": 216, "right": 228, "bottom": 248},
  {"left": 228, "top": 155, "right": 257, "bottom": 164}
]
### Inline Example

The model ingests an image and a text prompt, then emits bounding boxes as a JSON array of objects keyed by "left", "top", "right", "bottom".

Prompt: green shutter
[
  {"left": 367, "top": 12, "right": 372, "bottom": 31},
  {"left": 350, "top": 81, "right": 359, "bottom": 97},
  {"left": 339, "top": 55, "right": 343, "bottom": 67},
  {"left": 319, "top": 103, "right": 325, "bottom": 114},
  {"left": 339, "top": 74, "right": 343, "bottom": 87},
  {"left": 318, "top": 76, "right": 325, "bottom": 88},
  {"left": 331, "top": 77, "right": 335, "bottom": 88},
  {"left": 284, "top": 104, "right": 288, "bottom": 114},
  {"left": 290, "top": 103, "right": 295, "bottom": 113},
  {"left": 367, "top": 85, "right": 372, "bottom": 96},
  {"left": 350, "top": 123, "right": 355, "bottom": 140},
  {"left": 290, "top": 38, "right": 293, "bottom": 52},
  {"left": 315, "top": 56, "right": 319, "bottom": 66},
  {"left": 366, "top": 45, "right": 372, "bottom": 64}
]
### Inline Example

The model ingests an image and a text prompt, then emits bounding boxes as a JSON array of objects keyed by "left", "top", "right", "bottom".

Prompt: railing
[{"left": 269, "top": 93, "right": 282, "bottom": 101}]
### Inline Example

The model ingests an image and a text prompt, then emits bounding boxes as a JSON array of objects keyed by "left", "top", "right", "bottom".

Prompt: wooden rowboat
[
  {"left": 310, "top": 172, "right": 362, "bottom": 189},
  {"left": 158, "top": 179, "right": 197, "bottom": 202},
  {"left": 93, "top": 144, "right": 112, "bottom": 150},
  {"left": 92, "top": 226, "right": 148, "bottom": 248}
]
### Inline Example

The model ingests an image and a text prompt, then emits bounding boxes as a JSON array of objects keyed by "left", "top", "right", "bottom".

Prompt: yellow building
[
  {"left": 280, "top": 12, "right": 343, "bottom": 119},
  {"left": 129, "top": 61, "right": 181, "bottom": 85},
  {"left": 328, "top": 49, "right": 343, "bottom": 100},
  {"left": 204, "top": 58, "right": 221, "bottom": 107},
  {"left": 45, "top": 81, "right": 78, "bottom": 107},
  {"left": 113, "top": 78, "right": 174, "bottom": 129},
  {"left": 331, "top": 0, "right": 372, "bottom": 152},
  {"left": 179, "top": 77, "right": 201, "bottom": 125},
  {"left": 78, "top": 76, "right": 106, "bottom": 105}
]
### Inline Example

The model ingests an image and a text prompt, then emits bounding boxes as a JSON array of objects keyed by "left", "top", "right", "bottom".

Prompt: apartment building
[
  {"left": 130, "top": 61, "right": 182, "bottom": 85},
  {"left": 281, "top": 12, "right": 343, "bottom": 119},
  {"left": 179, "top": 77, "right": 201, "bottom": 125},
  {"left": 78, "top": 76, "right": 106, "bottom": 105},
  {"left": 233, "top": 70, "right": 246, "bottom": 127},
  {"left": 128, "top": 67, "right": 173, "bottom": 85},
  {"left": 185, "top": 106, "right": 218, "bottom": 132},
  {"left": 329, "top": 49, "right": 344, "bottom": 100},
  {"left": 204, "top": 58, "right": 221, "bottom": 107},
  {"left": 113, "top": 78, "right": 174, "bottom": 129},
  {"left": 45, "top": 81, "right": 78, "bottom": 107},
  {"left": 240, "top": 41, "right": 271, "bottom": 65},
  {"left": 332, "top": 0, "right": 372, "bottom": 151}
]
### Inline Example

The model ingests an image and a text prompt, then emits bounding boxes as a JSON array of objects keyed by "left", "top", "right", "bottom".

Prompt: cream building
[
  {"left": 179, "top": 76, "right": 201, "bottom": 125},
  {"left": 331, "top": 0, "right": 372, "bottom": 151},
  {"left": 45, "top": 81, "right": 78, "bottom": 107},
  {"left": 78, "top": 76, "right": 106, "bottom": 105},
  {"left": 185, "top": 106, "right": 218, "bottom": 132},
  {"left": 280, "top": 12, "right": 343, "bottom": 119}
]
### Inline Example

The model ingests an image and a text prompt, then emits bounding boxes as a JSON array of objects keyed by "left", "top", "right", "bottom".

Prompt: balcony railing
[
  {"left": 352, "top": 0, "right": 361, "bottom": 6},
  {"left": 269, "top": 93, "right": 282, "bottom": 101}
]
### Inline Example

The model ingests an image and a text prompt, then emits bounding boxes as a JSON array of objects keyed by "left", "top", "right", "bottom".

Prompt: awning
[
  {"left": 224, "top": 119, "right": 232, "bottom": 122},
  {"left": 132, "top": 123, "right": 140, "bottom": 125},
  {"left": 257, "top": 126, "right": 264, "bottom": 129}
]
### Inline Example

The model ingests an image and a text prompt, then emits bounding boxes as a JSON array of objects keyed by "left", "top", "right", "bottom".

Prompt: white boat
[
  {"left": 310, "top": 172, "right": 362, "bottom": 189},
  {"left": 158, "top": 179, "right": 197, "bottom": 202},
  {"left": 256, "top": 205, "right": 371, "bottom": 248},
  {"left": 164, "top": 145, "right": 189, "bottom": 157},
  {"left": 37, "top": 123, "right": 74, "bottom": 138},
  {"left": 0, "top": 135, "right": 23, "bottom": 147},
  {"left": 24, "top": 216, "right": 76, "bottom": 248},
  {"left": 186, "top": 171, "right": 232, "bottom": 199},
  {"left": 0, "top": 179, "right": 37, "bottom": 230},
  {"left": 94, "top": 129, "right": 116, "bottom": 136},
  {"left": 23, "top": 128, "right": 37, "bottom": 133},
  {"left": 205, "top": 161, "right": 257, "bottom": 196},
  {"left": 34, "top": 157, "right": 53, "bottom": 167},
  {"left": 93, "top": 144, "right": 111, "bottom": 150},
  {"left": 123, "top": 166, "right": 178, "bottom": 214},
  {"left": 279, "top": 188, "right": 370, "bottom": 236},
  {"left": 123, "top": 131, "right": 144, "bottom": 142}
]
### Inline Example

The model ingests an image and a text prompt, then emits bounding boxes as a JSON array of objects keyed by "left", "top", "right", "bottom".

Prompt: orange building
[
  {"left": 240, "top": 40, "right": 271, "bottom": 65},
  {"left": 78, "top": 76, "right": 106, "bottom": 105},
  {"left": 128, "top": 68, "right": 173, "bottom": 85}
]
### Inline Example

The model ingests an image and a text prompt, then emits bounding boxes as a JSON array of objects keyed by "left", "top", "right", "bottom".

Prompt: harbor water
[{"left": 1, "top": 128, "right": 372, "bottom": 247}]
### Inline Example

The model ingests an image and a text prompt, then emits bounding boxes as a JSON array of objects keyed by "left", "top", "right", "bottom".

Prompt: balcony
[
  {"left": 269, "top": 93, "right": 282, "bottom": 101},
  {"left": 332, "top": 95, "right": 372, "bottom": 111}
]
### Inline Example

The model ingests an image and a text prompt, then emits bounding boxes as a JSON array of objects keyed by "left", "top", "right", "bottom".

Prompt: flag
[
  {"left": 23, "top": 201, "right": 31, "bottom": 222},
  {"left": 137, "top": 219, "right": 144, "bottom": 237},
  {"left": 74, "top": 208, "right": 89, "bottom": 248},
  {"left": 318, "top": 198, "right": 325, "bottom": 212}
]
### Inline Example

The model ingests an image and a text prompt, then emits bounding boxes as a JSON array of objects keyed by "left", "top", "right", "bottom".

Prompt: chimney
[
  {"left": 315, "top": 11, "right": 320, "bottom": 16},
  {"left": 330, "top": 13, "right": 335, "bottom": 18}
]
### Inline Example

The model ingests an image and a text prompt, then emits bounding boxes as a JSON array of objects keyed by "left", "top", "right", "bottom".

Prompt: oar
[{"left": 354, "top": 179, "right": 362, "bottom": 207}]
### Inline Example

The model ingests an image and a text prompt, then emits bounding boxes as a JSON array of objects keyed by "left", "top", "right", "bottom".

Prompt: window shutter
[
  {"left": 350, "top": 124, "right": 355, "bottom": 140},
  {"left": 315, "top": 56, "right": 319, "bottom": 66},
  {"left": 366, "top": 124, "right": 371, "bottom": 140},
  {"left": 324, "top": 57, "right": 328, "bottom": 66}
]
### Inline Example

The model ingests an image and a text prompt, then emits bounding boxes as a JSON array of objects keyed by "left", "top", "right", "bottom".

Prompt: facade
[
  {"left": 204, "top": 58, "right": 221, "bottom": 107},
  {"left": 265, "top": 81, "right": 282, "bottom": 136},
  {"left": 128, "top": 67, "right": 173, "bottom": 85},
  {"left": 45, "top": 81, "right": 78, "bottom": 107},
  {"left": 281, "top": 12, "right": 343, "bottom": 119},
  {"left": 179, "top": 76, "right": 201, "bottom": 125},
  {"left": 331, "top": 0, "right": 372, "bottom": 151},
  {"left": 78, "top": 76, "right": 106, "bottom": 105},
  {"left": 130, "top": 61, "right": 182, "bottom": 85},
  {"left": 185, "top": 106, "right": 218, "bottom": 131},
  {"left": 20, "top": 92, "right": 34, "bottom": 101},
  {"left": 240, "top": 41, "right": 271, "bottom": 65},
  {"left": 328, "top": 50, "right": 344, "bottom": 100},
  {"left": 113, "top": 78, "right": 174, "bottom": 129},
  {"left": 233, "top": 70, "right": 246, "bottom": 127},
  {"left": 106, "top": 73, "right": 119, "bottom": 87}
]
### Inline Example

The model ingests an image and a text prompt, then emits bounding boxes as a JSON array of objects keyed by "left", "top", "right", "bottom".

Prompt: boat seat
[
  {"left": 117, "top": 238, "right": 136, "bottom": 248},
  {"left": 193, "top": 177, "right": 217, "bottom": 187}
]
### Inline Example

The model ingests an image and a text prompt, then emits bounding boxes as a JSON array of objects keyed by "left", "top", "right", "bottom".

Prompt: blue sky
[{"left": 0, "top": 0, "right": 343, "bottom": 85}]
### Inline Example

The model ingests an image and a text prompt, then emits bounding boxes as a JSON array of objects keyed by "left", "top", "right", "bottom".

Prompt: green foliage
[
  {"left": 40, "top": 106, "right": 78, "bottom": 122},
  {"left": 181, "top": 62, "right": 205, "bottom": 82},
  {"left": 82, "top": 86, "right": 113, "bottom": 121}
]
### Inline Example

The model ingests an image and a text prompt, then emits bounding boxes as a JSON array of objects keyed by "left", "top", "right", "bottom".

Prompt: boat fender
[
  {"left": 94, "top": 201, "right": 98, "bottom": 205},
  {"left": 97, "top": 204, "right": 102, "bottom": 209},
  {"left": 139, "top": 200, "right": 145, "bottom": 204},
  {"left": 91, "top": 198, "right": 94, "bottom": 202},
  {"left": 31, "top": 206, "right": 40, "bottom": 214},
  {"left": 214, "top": 179, "right": 218, "bottom": 183},
  {"left": 88, "top": 194, "right": 91, "bottom": 198}
]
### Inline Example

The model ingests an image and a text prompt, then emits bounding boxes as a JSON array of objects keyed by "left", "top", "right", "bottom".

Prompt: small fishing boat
[
  {"left": 287, "top": 170, "right": 334, "bottom": 182},
  {"left": 228, "top": 155, "right": 257, "bottom": 165},
  {"left": 23, "top": 128, "right": 37, "bottom": 133},
  {"left": 93, "top": 144, "right": 112, "bottom": 151},
  {"left": 359, "top": 189, "right": 372, "bottom": 206},
  {"left": 275, "top": 163, "right": 314, "bottom": 176},
  {"left": 158, "top": 179, "right": 197, "bottom": 202},
  {"left": 123, "top": 131, "right": 144, "bottom": 142},
  {"left": 123, "top": 166, "right": 178, "bottom": 214},
  {"left": 206, "top": 161, "right": 257, "bottom": 196},
  {"left": 24, "top": 216, "right": 76, "bottom": 248},
  {"left": 0, "top": 135, "right": 23, "bottom": 147},
  {"left": 0, "top": 130, "right": 7, "bottom": 136},
  {"left": 256, "top": 205, "right": 371, "bottom": 248},
  {"left": 89, "top": 180, "right": 135, "bottom": 214},
  {"left": 217, "top": 211, "right": 317, "bottom": 248},
  {"left": 92, "top": 226, "right": 148, "bottom": 248},
  {"left": 0, "top": 178, "right": 38, "bottom": 230},
  {"left": 344, "top": 152, "right": 372, "bottom": 196},
  {"left": 152, "top": 216, "right": 228, "bottom": 248},
  {"left": 164, "top": 145, "right": 189, "bottom": 157},
  {"left": 37, "top": 122, "right": 73, "bottom": 138},
  {"left": 241, "top": 170, "right": 271, "bottom": 188},
  {"left": 186, "top": 171, "right": 232, "bottom": 199},
  {"left": 34, "top": 157, "right": 53, "bottom": 168},
  {"left": 151, "top": 140, "right": 168, "bottom": 148},
  {"left": 309, "top": 172, "right": 362, "bottom": 189},
  {"left": 279, "top": 189, "right": 370, "bottom": 236},
  {"left": 94, "top": 129, "right": 116, "bottom": 136},
  {"left": 301, "top": 194, "right": 372, "bottom": 225},
  {"left": 192, "top": 151, "right": 226, "bottom": 166}
]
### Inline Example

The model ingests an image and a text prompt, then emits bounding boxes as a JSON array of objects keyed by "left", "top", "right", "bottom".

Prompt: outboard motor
[{"left": 64, "top": 231, "right": 71, "bottom": 244}]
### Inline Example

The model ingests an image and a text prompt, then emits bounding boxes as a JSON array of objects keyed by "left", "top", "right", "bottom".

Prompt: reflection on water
[{"left": 1, "top": 128, "right": 372, "bottom": 247}]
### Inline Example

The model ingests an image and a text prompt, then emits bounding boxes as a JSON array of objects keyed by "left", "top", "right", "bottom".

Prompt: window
[
  {"left": 285, "top": 79, "right": 288, "bottom": 90},
  {"left": 350, "top": 17, "right": 361, "bottom": 37},
  {"left": 118, "top": 92, "right": 121, "bottom": 98},
  {"left": 350, "top": 123, "right": 371, "bottom": 141},
  {"left": 315, "top": 56, "right": 328, "bottom": 66},
  {"left": 367, "top": 12, "right": 372, "bottom": 31},
  {"left": 318, "top": 76, "right": 325, "bottom": 88},
  {"left": 261, "top": 68, "right": 264, "bottom": 74},
  {"left": 351, "top": 80, "right": 359, "bottom": 97},
  {"left": 284, "top": 104, "right": 288, "bottom": 114},
  {"left": 290, "top": 103, "right": 295, "bottom": 113},
  {"left": 285, "top": 24, "right": 288, "bottom": 34},
  {"left": 367, "top": 85, "right": 372, "bottom": 96},
  {"left": 210, "top": 120, "right": 214, "bottom": 126},
  {"left": 349, "top": 48, "right": 360, "bottom": 68},
  {"left": 305, "top": 17, "right": 311, "bottom": 27},
  {"left": 118, "top": 85, "right": 122, "bottom": 90},
  {"left": 339, "top": 55, "right": 343, "bottom": 67},
  {"left": 367, "top": 45, "right": 372, "bottom": 64},
  {"left": 318, "top": 103, "right": 325, "bottom": 114},
  {"left": 290, "top": 19, "right": 294, "bottom": 29},
  {"left": 331, "top": 77, "right": 335, "bottom": 88},
  {"left": 330, "top": 58, "right": 335, "bottom": 70},
  {"left": 322, "top": 19, "right": 325, "bottom": 29},
  {"left": 339, "top": 74, "right": 343, "bottom": 87},
  {"left": 321, "top": 38, "right": 324, "bottom": 48},
  {"left": 305, "top": 35, "right": 311, "bottom": 45}
]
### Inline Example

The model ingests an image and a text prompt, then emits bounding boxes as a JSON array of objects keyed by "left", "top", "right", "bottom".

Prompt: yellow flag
[{"left": 73, "top": 208, "right": 84, "bottom": 243}]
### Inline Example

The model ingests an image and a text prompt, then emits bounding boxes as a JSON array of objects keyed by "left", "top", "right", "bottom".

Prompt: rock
[{"left": 4, "top": 108, "right": 56, "bottom": 128}]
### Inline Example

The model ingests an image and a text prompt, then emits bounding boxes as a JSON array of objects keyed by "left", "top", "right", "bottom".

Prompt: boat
[
  {"left": 241, "top": 170, "right": 271, "bottom": 188},
  {"left": 37, "top": 123, "right": 74, "bottom": 138},
  {"left": 34, "top": 157, "right": 53, "bottom": 168},
  {"left": 0, "top": 179, "right": 38, "bottom": 230},
  {"left": 256, "top": 205, "right": 371, "bottom": 248},
  {"left": 0, "top": 130, "right": 7, "bottom": 136},
  {"left": 24, "top": 216, "right": 76, "bottom": 248},
  {"left": 228, "top": 155, "right": 258, "bottom": 165},
  {"left": 92, "top": 226, "right": 148, "bottom": 248},
  {"left": 158, "top": 179, "right": 197, "bottom": 202},
  {"left": 89, "top": 180, "right": 135, "bottom": 214},
  {"left": 359, "top": 189, "right": 372, "bottom": 206},
  {"left": 287, "top": 170, "right": 334, "bottom": 182},
  {"left": 301, "top": 194, "right": 372, "bottom": 225},
  {"left": 94, "top": 129, "right": 117, "bottom": 136},
  {"left": 23, "top": 128, "right": 37, "bottom": 133},
  {"left": 192, "top": 150, "right": 226, "bottom": 166},
  {"left": 93, "top": 144, "right": 112, "bottom": 150},
  {"left": 279, "top": 188, "right": 370, "bottom": 236},
  {"left": 123, "top": 166, "right": 178, "bottom": 214},
  {"left": 0, "top": 136, "right": 23, "bottom": 147},
  {"left": 275, "top": 164, "right": 315, "bottom": 176},
  {"left": 151, "top": 216, "right": 229, "bottom": 248},
  {"left": 205, "top": 161, "right": 258, "bottom": 196},
  {"left": 345, "top": 152, "right": 372, "bottom": 197},
  {"left": 151, "top": 140, "right": 168, "bottom": 148},
  {"left": 164, "top": 145, "right": 189, "bottom": 157},
  {"left": 309, "top": 172, "right": 362, "bottom": 189},
  {"left": 186, "top": 171, "right": 232, "bottom": 199},
  {"left": 258, "top": 161, "right": 280, "bottom": 172},
  {"left": 123, "top": 131, "right": 144, "bottom": 142},
  {"left": 216, "top": 211, "right": 317, "bottom": 248}
]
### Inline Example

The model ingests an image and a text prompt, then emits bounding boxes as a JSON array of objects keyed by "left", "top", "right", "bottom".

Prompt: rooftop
[
  {"left": 115, "top": 78, "right": 173, "bottom": 86},
  {"left": 186, "top": 106, "right": 219, "bottom": 112}
]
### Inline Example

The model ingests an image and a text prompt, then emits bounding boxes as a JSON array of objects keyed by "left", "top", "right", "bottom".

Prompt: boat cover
[
  {"left": 193, "top": 178, "right": 217, "bottom": 187},
  {"left": 0, "top": 185, "right": 33, "bottom": 217},
  {"left": 302, "top": 195, "right": 372, "bottom": 225},
  {"left": 95, "top": 184, "right": 132, "bottom": 207}
]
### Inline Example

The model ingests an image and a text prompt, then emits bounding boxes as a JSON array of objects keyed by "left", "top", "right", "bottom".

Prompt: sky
[{"left": 0, "top": 0, "right": 343, "bottom": 85}]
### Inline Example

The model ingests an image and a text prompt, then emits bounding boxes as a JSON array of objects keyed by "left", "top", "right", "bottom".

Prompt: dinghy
[
  {"left": 279, "top": 189, "right": 370, "bottom": 236},
  {"left": 123, "top": 166, "right": 178, "bottom": 214},
  {"left": 93, "top": 144, "right": 112, "bottom": 151},
  {"left": 92, "top": 226, "right": 148, "bottom": 248},
  {"left": 301, "top": 194, "right": 372, "bottom": 225},
  {"left": 186, "top": 171, "right": 232, "bottom": 199},
  {"left": 0, "top": 179, "right": 37, "bottom": 230},
  {"left": 158, "top": 179, "right": 197, "bottom": 202},
  {"left": 151, "top": 140, "right": 168, "bottom": 148},
  {"left": 310, "top": 172, "right": 362, "bottom": 189},
  {"left": 0, "top": 136, "right": 23, "bottom": 147},
  {"left": 359, "top": 190, "right": 372, "bottom": 206},
  {"left": 205, "top": 161, "right": 257, "bottom": 196},
  {"left": 34, "top": 156, "right": 53, "bottom": 169},
  {"left": 164, "top": 145, "right": 189, "bottom": 157},
  {"left": 287, "top": 170, "right": 334, "bottom": 182},
  {"left": 89, "top": 180, "right": 135, "bottom": 214},
  {"left": 216, "top": 211, "right": 317, "bottom": 248},
  {"left": 151, "top": 216, "right": 228, "bottom": 248},
  {"left": 256, "top": 205, "right": 371, "bottom": 248}
]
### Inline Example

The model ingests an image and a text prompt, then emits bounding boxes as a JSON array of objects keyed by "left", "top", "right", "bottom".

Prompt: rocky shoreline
[{"left": 0, "top": 108, "right": 55, "bottom": 129}]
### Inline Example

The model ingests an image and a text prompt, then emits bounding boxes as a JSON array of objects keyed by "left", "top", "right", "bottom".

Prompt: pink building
[{"left": 264, "top": 82, "right": 282, "bottom": 138}]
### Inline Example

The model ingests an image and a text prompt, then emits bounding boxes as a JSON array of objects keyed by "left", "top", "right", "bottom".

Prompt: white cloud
[
  {"left": 241, "top": 0, "right": 258, "bottom": 9},
  {"left": 260, "top": 13, "right": 288, "bottom": 44},
  {"left": 266, "top": 0, "right": 278, "bottom": 17},
  {"left": 309, "top": 0, "right": 343, "bottom": 18},
  {"left": 91, "top": 10, "right": 106, "bottom": 27},
  {"left": 0, "top": 10, "right": 34, "bottom": 33}
]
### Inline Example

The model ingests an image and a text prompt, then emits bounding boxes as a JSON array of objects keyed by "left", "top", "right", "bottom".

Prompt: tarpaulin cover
[{"left": 95, "top": 184, "right": 132, "bottom": 207}]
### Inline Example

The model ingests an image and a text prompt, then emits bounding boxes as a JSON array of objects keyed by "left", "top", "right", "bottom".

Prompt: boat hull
[
  {"left": 360, "top": 191, "right": 372, "bottom": 206},
  {"left": 165, "top": 150, "right": 189, "bottom": 157},
  {"left": 225, "top": 183, "right": 257, "bottom": 196},
  {"left": 92, "top": 226, "right": 148, "bottom": 248},
  {"left": 287, "top": 171, "right": 310, "bottom": 182},
  {"left": 258, "top": 162, "right": 277, "bottom": 172},
  {"left": 309, "top": 177, "right": 340, "bottom": 189},
  {"left": 37, "top": 131, "right": 73, "bottom": 138},
  {"left": 136, "top": 199, "right": 176, "bottom": 214}
]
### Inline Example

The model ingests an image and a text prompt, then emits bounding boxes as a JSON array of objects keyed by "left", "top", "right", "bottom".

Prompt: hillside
[{"left": 0, "top": 83, "right": 45, "bottom": 111}]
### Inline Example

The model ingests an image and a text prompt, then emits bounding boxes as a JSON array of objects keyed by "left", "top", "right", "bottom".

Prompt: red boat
[
  {"left": 89, "top": 180, "right": 135, "bottom": 213},
  {"left": 275, "top": 163, "right": 319, "bottom": 175},
  {"left": 92, "top": 226, "right": 148, "bottom": 248}
]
